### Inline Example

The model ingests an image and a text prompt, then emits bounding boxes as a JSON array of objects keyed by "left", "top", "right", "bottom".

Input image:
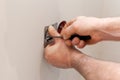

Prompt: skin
[
  {"left": 44, "top": 16, "right": 120, "bottom": 80},
  {"left": 61, "top": 16, "right": 120, "bottom": 48}
]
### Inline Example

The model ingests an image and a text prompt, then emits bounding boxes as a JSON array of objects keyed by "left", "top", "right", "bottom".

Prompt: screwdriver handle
[{"left": 69, "top": 34, "right": 91, "bottom": 40}]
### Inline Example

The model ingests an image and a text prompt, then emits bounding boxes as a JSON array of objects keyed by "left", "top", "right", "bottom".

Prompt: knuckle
[{"left": 78, "top": 40, "right": 86, "bottom": 48}]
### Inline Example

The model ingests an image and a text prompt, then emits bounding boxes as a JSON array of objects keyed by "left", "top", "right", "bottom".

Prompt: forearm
[
  {"left": 99, "top": 17, "right": 120, "bottom": 41},
  {"left": 71, "top": 51, "right": 120, "bottom": 80}
]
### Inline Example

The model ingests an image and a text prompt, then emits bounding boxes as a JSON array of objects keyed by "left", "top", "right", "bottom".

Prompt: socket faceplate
[{"left": 44, "top": 23, "right": 58, "bottom": 48}]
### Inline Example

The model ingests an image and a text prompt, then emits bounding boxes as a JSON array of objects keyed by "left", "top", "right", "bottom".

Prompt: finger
[
  {"left": 71, "top": 37, "right": 80, "bottom": 45},
  {"left": 48, "top": 26, "right": 61, "bottom": 42},
  {"left": 77, "top": 40, "right": 86, "bottom": 48},
  {"left": 61, "top": 19, "right": 76, "bottom": 38},
  {"left": 64, "top": 18, "right": 76, "bottom": 28},
  {"left": 65, "top": 40, "right": 72, "bottom": 47},
  {"left": 62, "top": 25, "right": 76, "bottom": 40}
]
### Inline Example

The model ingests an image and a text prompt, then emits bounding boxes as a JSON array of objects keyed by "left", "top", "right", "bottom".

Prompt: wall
[
  {"left": 57, "top": 0, "right": 103, "bottom": 20},
  {"left": 1, "top": 0, "right": 120, "bottom": 80},
  {"left": 102, "top": 0, "right": 120, "bottom": 17},
  {"left": 0, "top": 0, "right": 60, "bottom": 80},
  {"left": 0, "top": 0, "right": 104, "bottom": 80}
]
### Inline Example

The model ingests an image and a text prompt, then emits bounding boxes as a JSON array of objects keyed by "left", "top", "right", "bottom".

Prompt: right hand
[{"left": 61, "top": 16, "right": 104, "bottom": 48}]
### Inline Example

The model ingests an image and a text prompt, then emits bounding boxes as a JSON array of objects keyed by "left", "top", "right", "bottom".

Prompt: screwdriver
[{"left": 53, "top": 21, "right": 91, "bottom": 40}]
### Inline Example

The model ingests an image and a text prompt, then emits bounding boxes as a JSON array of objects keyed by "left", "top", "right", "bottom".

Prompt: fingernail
[{"left": 48, "top": 26, "right": 54, "bottom": 31}]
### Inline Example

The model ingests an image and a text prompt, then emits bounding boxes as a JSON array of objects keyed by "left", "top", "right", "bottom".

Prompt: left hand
[{"left": 44, "top": 26, "right": 81, "bottom": 68}]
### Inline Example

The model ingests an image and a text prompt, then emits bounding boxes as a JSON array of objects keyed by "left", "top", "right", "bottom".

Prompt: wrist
[
  {"left": 97, "top": 18, "right": 120, "bottom": 41},
  {"left": 70, "top": 50, "right": 86, "bottom": 68},
  {"left": 70, "top": 50, "right": 99, "bottom": 79},
  {"left": 93, "top": 18, "right": 111, "bottom": 41},
  {"left": 70, "top": 51, "right": 94, "bottom": 78}
]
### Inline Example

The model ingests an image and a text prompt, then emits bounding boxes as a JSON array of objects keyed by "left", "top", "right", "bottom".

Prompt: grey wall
[
  {"left": 102, "top": 0, "right": 120, "bottom": 17},
  {"left": 57, "top": 0, "right": 103, "bottom": 20},
  {"left": 1, "top": 0, "right": 120, "bottom": 80},
  {"left": 0, "top": 0, "right": 60, "bottom": 80}
]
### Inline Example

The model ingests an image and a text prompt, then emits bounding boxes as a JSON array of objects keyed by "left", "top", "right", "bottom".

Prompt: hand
[
  {"left": 61, "top": 16, "right": 104, "bottom": 48},
  {"left": 44, "top": 26, "right": 83, "bottom": 68}
]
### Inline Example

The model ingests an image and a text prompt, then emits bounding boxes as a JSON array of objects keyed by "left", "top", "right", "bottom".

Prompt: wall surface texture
[
  {"left": 0, "top": 0, "right": 60, "bottom": 80},
  {"left": 1, "top": 0, "right": 120, "bottom": 80}
]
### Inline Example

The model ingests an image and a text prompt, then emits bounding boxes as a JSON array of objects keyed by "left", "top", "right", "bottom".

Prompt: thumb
[
  {"left": 48, "top": 26, "right": 62, "bottom": 42},
  {"left": 61, "top": 25, "right": 76, "bottom": 40}
]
